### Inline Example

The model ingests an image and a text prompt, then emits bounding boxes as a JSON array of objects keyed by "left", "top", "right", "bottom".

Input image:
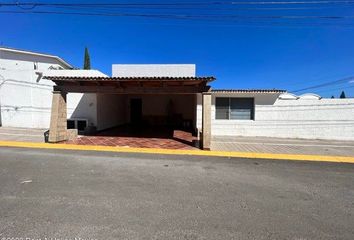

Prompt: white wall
[
  {"left": 67, "top": 93, "right": 98, "bottom": 128},
  {"left": 0, "top": 57, "right": 98, "bottom": 129},
  {"left": 96, "top": 94, "right": 127, "bottom": 131},
  {"left": 206, "top": 92, "right": 354, "bottom": 141},
  {"left": 112, "top": 64, "right": 196, "bottom": 77}
]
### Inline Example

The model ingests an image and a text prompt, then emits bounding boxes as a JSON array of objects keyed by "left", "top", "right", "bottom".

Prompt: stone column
[
  {"left": 202, "top": 92, "right": 212, "bottom": 150},
  {"left": 48, "top": 91, "right": 68, "bottom": 143}
]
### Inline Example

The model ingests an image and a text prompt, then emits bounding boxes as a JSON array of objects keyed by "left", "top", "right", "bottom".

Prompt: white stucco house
[
  {"left": 0, "top": 47, "right": 102, "bottom": 129},
  {"left": 1, "top": 47, "right": 354, "bottom": 149},
  {"left": 41, "top": 63, "right": 354, "bottom": 149}
]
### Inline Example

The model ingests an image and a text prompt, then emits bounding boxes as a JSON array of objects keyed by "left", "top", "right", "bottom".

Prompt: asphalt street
[{"left": 0, "top": 147, "right": 353, "bottom": 240}]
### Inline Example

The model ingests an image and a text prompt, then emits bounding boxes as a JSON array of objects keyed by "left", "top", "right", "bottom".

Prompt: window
[
  {"left": 215, "top": 98, "right": 229, "bottom": 120},
  {"left": 215, "top": 97, "right": 254, "bottom": 120},
  {"left": 67, "top": 120, "right": 76, "bottom": 129},
  {"left": 230, "top": 98, "right": 254, "bottom": 120},
  {"left": 67, "top": 119, "right": 88, "bottom": 133}
]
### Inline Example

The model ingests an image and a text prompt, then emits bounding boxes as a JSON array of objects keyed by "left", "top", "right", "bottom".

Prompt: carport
[{"left": 44, "top": 76, "right": 214, "bottom": 150}]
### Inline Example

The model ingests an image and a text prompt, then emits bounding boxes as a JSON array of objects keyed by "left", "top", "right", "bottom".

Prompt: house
[
  {"left": 43, "top": 64, "right": 214, "bottom": 149},
  {"left": 0, "top": 47, "right": 104, "bottom": 129},
  {"left": 42, "top": 64, "right": 354, "bottom": 150},
  {"left": 1, "top": 46, "right": 353, "bottom": 149}
]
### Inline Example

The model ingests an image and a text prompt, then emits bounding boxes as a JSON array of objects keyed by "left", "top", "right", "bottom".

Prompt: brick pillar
[
  {"left": 202, "top": 92, "right": 212, "bottom": 150},
  {"left": 48, "top": 91, "right": 68, "bottom": 143}
]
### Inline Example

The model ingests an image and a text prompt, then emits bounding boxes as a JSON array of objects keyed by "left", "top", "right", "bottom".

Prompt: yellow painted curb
[{"left": 0, "top": 140, "right": 353, "bottom": 164}]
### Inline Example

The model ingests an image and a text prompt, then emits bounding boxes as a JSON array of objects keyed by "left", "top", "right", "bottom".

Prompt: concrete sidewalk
[
  {"left": 0, "top": 127, "right": 45, "bottom": 142},
  {"left": 212, "top": 136, "right": 354, "bottom": 157},
  {"left": 0, "top": 127, "right": 353, "bottom": 157}
]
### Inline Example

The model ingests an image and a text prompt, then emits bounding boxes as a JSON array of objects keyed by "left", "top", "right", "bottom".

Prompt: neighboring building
[{"left": 0, "top": 47, "right": 104, "bottom": 128}]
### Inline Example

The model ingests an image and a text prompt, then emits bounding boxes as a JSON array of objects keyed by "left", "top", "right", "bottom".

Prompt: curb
[{"left": 0, "top": 140, "right": 353, "bottom": 164}]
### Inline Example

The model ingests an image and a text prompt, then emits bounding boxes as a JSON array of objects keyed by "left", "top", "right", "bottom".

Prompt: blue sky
[{"left": 1, "top": 0, "right": 354, "bottom": 97}]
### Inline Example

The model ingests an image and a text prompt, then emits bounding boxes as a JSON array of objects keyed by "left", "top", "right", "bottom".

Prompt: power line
[
  {"left": 1, "top": 1, "right": 354, "bottom": 7},
  {"left": 45, "top": 5, "right": 354, "bottom": 11},
  {"left": 3, "top": 2, "right": 352, "bottom": 12},
  {"left": 278, "top": 71, "right": 354, "bottom": 88},
  {"left": 315, "top": 84, "right": 354, "bottom": 94},
  {"left": 292, "top": 76, "right": 354, "bottom": 92},
  {"left": 1, "top": 1, "right": 353, "bottom": 27},
  {"left": 2, "top": 10, "right": 354, "bottom": 29},
  {"left": 0, "top": 10, "right": 353, "bottom": 20}
]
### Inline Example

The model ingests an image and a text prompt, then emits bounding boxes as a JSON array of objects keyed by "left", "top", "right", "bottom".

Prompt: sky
[{"left": 1, "top": 0, "right": 354, "bottom": 97}]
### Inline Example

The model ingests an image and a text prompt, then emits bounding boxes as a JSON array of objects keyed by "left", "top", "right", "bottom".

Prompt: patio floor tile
[{"left": 64, "top": 127, "right": 199, "bottom": 150}]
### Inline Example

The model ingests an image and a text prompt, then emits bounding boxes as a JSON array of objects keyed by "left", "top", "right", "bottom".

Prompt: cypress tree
[
  {"left": 83, "top": 47, "right": 91, "bottom": 70},
  {"left": 340, "top": 91, "right": 346, "bottom": 99}
]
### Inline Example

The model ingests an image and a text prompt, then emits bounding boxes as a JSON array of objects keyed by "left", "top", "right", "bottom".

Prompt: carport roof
[
  {"left": 212, "top": 89, "right": 286, "bottom": 93},
  {"left": 43, "top": 75, "right": 215, "bottom": 94},
  {"left": 43, "top": 76, "right": 215, "bottom": 81}
]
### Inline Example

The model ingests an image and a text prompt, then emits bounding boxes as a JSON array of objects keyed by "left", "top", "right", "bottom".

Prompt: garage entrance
[
  {"left": 67, "top": 93, "right": 199, "bottom": 149},
  {"left": 44, "top": 75, "right": 214, "bottom": 150}
]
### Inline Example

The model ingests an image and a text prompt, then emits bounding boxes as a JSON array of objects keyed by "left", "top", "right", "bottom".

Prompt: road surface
[{"left": 0, "top": 147, "right": 353, "bottom": 240}]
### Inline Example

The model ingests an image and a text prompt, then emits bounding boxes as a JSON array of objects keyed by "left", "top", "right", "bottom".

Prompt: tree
[
  {"left": 83, "top": 47, "right": 91, "bottom": 70},
  {"left": 340, "top": 91, "right": 346, "bottom": 99},
  {"left": 331, "top": 95, "right": 334, "bottom": 99}
]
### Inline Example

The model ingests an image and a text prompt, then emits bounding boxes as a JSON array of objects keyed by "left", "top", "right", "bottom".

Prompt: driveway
[{"left": 0, "top": 147, "right": 353, "bottom": 239}]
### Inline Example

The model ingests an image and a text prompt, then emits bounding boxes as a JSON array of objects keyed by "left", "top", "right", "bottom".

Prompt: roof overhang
[
  {"left": 43, "top": 76, "right": 215, "bottom": 94},
  {"left": 0, "top": 47, "right": 73, "bottom": 69},
  {"left": 212, "top": 89, "right": 286, "bottom": 94}
]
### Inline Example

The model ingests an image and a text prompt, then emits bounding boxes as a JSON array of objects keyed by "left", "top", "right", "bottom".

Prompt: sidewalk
[
  {"left": 212, "top": 136, "right": 354, "bottom": 157},
  {"left": 0, "top": 127, "right": 45, "bottom": 142},
  {"left": 0, "top": 127, "right": 353, "bottom": 158}
]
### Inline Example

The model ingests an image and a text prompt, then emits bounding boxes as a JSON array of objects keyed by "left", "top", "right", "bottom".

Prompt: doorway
[{"left": 130, "top": 98, "right": 142, "bottom": 125}]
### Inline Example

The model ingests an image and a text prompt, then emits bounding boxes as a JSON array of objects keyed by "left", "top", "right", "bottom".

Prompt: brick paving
[{"left": 65, "top": 127, "right": 199, "bottom": 150}]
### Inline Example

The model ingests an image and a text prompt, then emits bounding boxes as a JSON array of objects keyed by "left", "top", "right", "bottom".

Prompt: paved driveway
[{"left": 0, "top": 147, "right": 353, "bottom": 239}]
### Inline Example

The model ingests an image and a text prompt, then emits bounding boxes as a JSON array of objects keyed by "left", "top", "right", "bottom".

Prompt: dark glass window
[
  {"left": 215, "top": 97, "right": 254, "bottom": 120},
  {"left": 215, "top": 98, "right": 229, "bottom": 119},
  {"left": 230, "top": 98, "right": 254, "bottom": 120}
]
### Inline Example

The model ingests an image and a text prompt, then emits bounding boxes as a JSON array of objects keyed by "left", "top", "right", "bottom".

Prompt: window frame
[{"left": 215, "top": 97, "right": 255, "bottom": 120}]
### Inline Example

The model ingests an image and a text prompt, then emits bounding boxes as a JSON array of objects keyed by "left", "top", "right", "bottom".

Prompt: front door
[{"left": 130, "top": 98, "right": 142, "bottom": 125}]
